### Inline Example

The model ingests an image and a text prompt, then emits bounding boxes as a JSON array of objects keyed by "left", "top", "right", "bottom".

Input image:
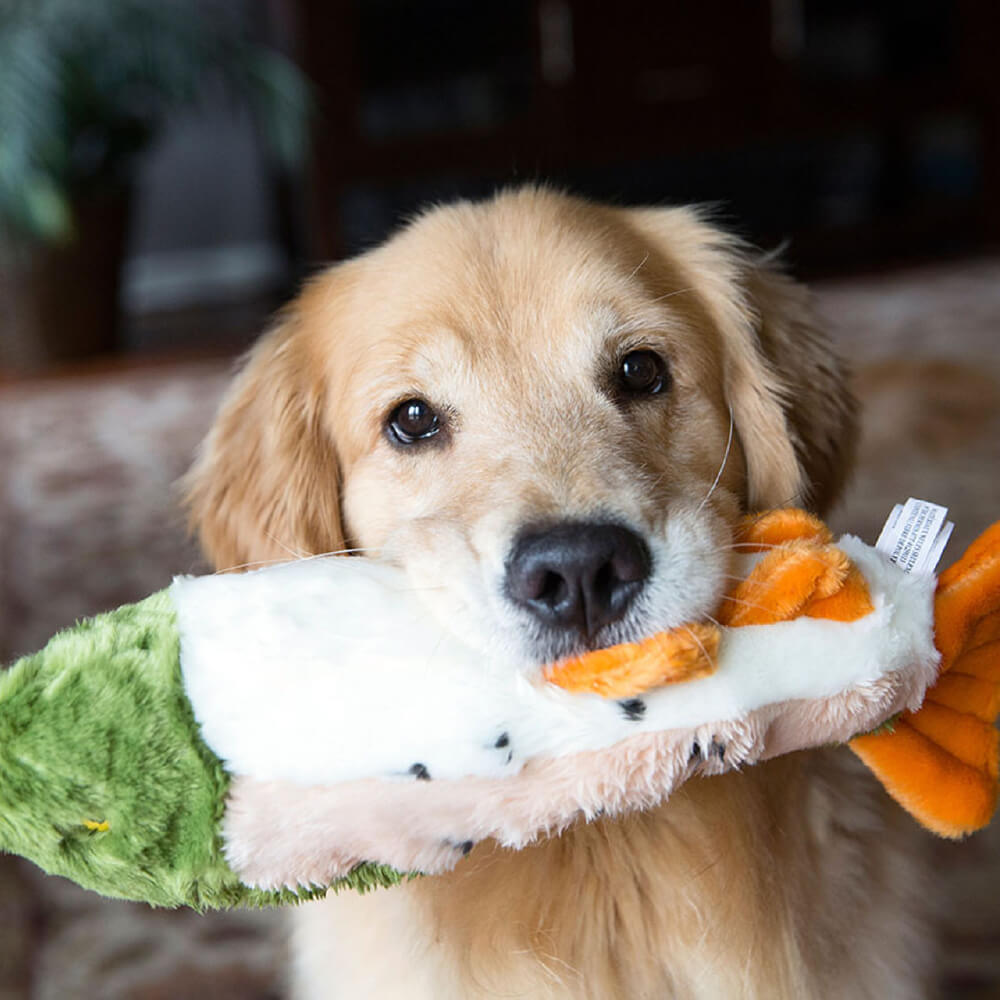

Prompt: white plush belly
[{"left": 172, "top": 535, "right": 937, "bottom": 786}]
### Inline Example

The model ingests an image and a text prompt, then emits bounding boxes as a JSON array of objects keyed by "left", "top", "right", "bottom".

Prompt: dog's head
[{"left": 187, "top": 188, "right": 855, "bottom": 663}]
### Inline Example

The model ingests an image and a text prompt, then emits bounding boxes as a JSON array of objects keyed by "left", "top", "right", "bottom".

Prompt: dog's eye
[
  {"left": 388, "top": 398, "right": 440, "bottom": 444},
  {"left": 619, "top": 350, "right": 670, "bottom": 395}
]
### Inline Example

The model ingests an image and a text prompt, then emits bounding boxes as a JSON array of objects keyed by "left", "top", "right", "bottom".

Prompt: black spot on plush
[
  {"left": 619, "top": 698, "right": 646, "bottom": 721},
  {"left": 442, "top": 838, "right": 475, "bottom": 856},
  {"left": 494, "top": 732, "right": 510, "bottom": 748},
  {"left": 689, "top": 741, "right": 702, "bottom": 761},
  {"left": 409, "top": 763, "right": 431, "bottom": 780},
  {"left": 711, "top": 739, "right": 726, "bottom": 759}
]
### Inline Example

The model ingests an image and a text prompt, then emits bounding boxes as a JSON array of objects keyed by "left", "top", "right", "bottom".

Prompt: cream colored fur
[{"left": 186, "top": 187, "right": 930, "bottom": 998}]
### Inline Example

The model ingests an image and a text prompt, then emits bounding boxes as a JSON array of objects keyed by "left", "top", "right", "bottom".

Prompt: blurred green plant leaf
[
  {"left": 0, "top": 0, "right": 311, "bottom": 244},
  {"left": 20, "top": 174, "right": 73, "bottom": 242}
]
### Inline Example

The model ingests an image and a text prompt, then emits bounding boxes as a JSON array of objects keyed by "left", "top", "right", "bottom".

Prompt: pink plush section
[{"left": 223, "top": 667, "right": 926, "bottom": 891}]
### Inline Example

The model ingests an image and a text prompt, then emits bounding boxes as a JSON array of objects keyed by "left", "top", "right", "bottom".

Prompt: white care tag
[{"left": 875, "top": 498, "right": 954, "bottom": 575}]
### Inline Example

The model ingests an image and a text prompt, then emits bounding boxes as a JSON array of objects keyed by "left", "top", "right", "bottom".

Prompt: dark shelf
[{"left": 293, "top": 0, "right": 1000, "bottom": 270}]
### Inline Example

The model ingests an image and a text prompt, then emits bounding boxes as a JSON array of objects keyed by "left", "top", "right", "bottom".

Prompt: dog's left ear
[
  {"left": 624, "top": 207, "right": 857, "bottom": 515},
  {"left": 183, "top": 306, "right": 346, "bottom": 572}
]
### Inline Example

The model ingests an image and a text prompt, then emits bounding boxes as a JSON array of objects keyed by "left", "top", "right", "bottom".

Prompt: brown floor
[{"left": 1, "top": 257, "right": 999, "bottom": 997}]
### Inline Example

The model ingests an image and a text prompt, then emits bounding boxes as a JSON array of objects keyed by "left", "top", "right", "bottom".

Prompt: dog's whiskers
[
  {"left": 714, "top": 541, "right": 786, "bottom": 552},
  {"left": 305, "top": 546, "right": 383, "bottom": 560},
  {"left": 648, "top": 285, "right": 695, "bottom": 305},
  {"left": 682, "top": 624, "right": 713, "bottom": 667},
  {"left": 265, "top": 530, "right": 308, "bottom": 561},
  {"left": 696, "top": 406, "right": 735, "bottom": 515},
  {"left": 624, "top": 252, "right": 649, "bottom": 282},
  {"left": 213, "top": 546, "right": 382, "bottom": 575},
  {"left": 718, "top": 593, "right": 776, "bottom": 616}
]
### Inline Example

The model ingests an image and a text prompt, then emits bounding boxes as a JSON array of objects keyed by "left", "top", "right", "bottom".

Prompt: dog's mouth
[
  {"left": 516, "top": 612, "right": 656, "bottom": 664},
  {"left": 388, "top": 506, "right": 731, "bottom": 667}
]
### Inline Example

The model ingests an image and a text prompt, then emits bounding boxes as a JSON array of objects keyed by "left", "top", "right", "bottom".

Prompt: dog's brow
[
  {"left": 370, "top": 328, "right": 469, "bottom": 379},
  {"left": 604, "top": 314, "right": 675, "bottom": 346},
  {"left": 606, "top": 316, "right": 650, "bottom": 338},
  {"left": 583, "top": 303, "right": 639, "bottom": 342}
]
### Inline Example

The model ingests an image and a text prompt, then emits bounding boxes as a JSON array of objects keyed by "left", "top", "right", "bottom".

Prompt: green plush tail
[{"left": 0, "top": 591, "right": 404, "bottom": 908}]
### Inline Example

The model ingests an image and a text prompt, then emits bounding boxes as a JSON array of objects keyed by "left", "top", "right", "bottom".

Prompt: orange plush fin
[
  {"left": 937, "top": 520, "right": 1000, "bottom": 592},
  {"left": 717, "top": 541, "right": 855, "bottom": 627},
  {"left": 850, "top": 520, "right": 1000, "bottom": 838},
  {"left": 734, "top": 509, "right": 832, "bottom": 551},
  {"left": 543, "top": 623, "right": 719, "bottom": 698},
  {"left": 933, "top": 521, "right": 1000, "bottom": 671},
  {"left": 850, "top": 720, "right": 999, "bottom": 839},
  {"left": 952, "top": 640, "right": 1000, "bottom": 683},
  {"left": 925, "top": 673, "right": 1000, "bottom": 723},
  {"left": 968, "top": 609, "right": 1000, "bottom": 651},
  {"left": 803, "top": 563, "right": 875, "bottom": 622},
  {"left": 903, "top": 702, "right": 999, "bottom": 779}
]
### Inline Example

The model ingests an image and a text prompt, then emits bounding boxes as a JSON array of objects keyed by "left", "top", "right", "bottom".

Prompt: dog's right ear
[{"left": 184, "top": 311, "right": 345, "bottom": 572}]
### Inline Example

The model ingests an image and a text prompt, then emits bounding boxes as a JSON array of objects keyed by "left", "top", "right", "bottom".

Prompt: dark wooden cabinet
[{"left": 294, "top": 0, "right": 1000, "bottom": 274}]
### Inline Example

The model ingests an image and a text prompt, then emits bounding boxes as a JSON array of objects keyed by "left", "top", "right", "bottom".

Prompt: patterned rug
[{"left": 1, "top": 258, "right": 999, "bottom": 998}]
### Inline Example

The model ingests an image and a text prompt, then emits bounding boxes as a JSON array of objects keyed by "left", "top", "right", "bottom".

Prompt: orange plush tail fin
[{"left": 850, "top": 522, "right": 1000, "bottom": 838}]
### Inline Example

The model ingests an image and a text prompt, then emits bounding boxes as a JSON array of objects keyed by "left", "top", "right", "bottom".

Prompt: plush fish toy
[{"left": 1, "top": 502, "right": 998, "bottom": 910}]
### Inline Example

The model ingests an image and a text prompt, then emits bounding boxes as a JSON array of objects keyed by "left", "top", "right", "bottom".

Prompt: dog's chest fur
[{"left": 292, "top": 751, "right": 931, "bottom": 1000}]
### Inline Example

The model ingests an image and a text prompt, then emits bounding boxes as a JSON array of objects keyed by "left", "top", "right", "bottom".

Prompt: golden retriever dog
[{"left": 186, "top": 187, "right": 932, "bottom": 999}]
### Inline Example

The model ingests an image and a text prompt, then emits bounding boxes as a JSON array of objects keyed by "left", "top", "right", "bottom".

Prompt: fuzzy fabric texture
[
  {"left": 172, "top": 535, "right": 936, "bottom": 793},
  {"left": 0, "top": 590, "right": 399, "bottom": 907},
  {"left": 0, "top": 590, "right": 232, "bottom": 908},
  {"left": 851, "top": 520, "right": 1000, "bottom": 837},
  {"left": 172, "top": 556, "right": 521, "bottom": 786},
  {"left": 222, "top": 662, "right": 929, "bottom": 891}
]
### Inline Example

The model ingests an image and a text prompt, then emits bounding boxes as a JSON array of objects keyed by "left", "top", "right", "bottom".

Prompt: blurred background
[{"left": 1, "top": 1, "right": 999, "bottom": 997}]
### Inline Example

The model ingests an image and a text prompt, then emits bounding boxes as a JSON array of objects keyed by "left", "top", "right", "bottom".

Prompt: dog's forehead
[
  {"left": 370, "top": 195, "right": 653, "bottom": 312},
  {"left": 349, "top": 216, "right": 680, "bottom": 373}
]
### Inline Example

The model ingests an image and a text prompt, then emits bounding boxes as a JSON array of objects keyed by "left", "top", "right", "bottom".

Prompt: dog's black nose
[{"left": 505, "top": 522, "right": 651, "bottom": 638}]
